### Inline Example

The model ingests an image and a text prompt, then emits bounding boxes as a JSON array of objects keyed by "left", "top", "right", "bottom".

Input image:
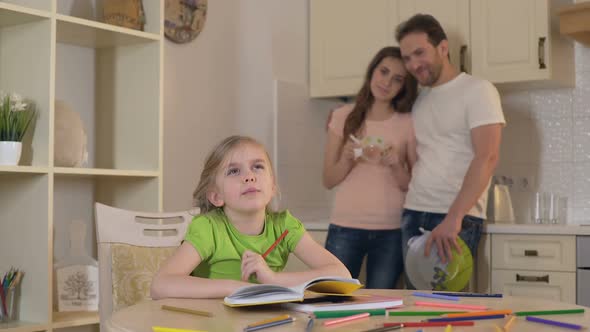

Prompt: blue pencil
[
  {"left": 432, "top": 292, "right": 502, "bottom": 298},
  {"left": 428, "top": 314, "right": 506, "bottom": 322},
  {"left": 412, "top": 292, "right": 460, "bottom": 301},
  {"left": 526, "top": 316, "right": 584, "bottom": 330}
]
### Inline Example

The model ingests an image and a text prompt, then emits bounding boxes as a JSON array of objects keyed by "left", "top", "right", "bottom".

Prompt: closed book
[{"left": 223, "top": 276, "right": 362, "bottom": 307}]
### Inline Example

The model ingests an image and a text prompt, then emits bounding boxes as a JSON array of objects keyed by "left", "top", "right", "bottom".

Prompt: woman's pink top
[{"left": 328, "top": 104, "right": 415, "bottom": 230}]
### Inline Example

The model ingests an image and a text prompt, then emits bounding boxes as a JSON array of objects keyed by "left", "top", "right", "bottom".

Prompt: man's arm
[{"left": 425, "top": 123, "right": 502, "bottom": 263}]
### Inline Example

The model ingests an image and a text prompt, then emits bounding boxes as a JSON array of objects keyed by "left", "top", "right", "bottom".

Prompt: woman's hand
[
  {"left": 241, "top": 250, "right": 276, "bottom": 284},
  {"left": 341, "top": 139, "right": 361, "bottom": 162},
  {"left": 380, "top": 145, "right": 400, "bottom": 167}
]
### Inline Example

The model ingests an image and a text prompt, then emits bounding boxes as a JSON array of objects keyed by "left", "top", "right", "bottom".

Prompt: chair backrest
[{"left": 94, "top": 202, "right": 196, "bottom": 328}]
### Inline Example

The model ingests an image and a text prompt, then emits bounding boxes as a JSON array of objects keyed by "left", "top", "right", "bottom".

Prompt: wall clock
[{"left": 165, "top": 0, "right": 208, "bottom": 44}]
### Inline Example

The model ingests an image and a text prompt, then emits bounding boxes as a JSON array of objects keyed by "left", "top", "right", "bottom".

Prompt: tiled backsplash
[
  {"left": 498, "top": 43, "right": 590, "bottom": 224},
  {"left": 277, "top": 43, "right": 590, "bottom": 225}
]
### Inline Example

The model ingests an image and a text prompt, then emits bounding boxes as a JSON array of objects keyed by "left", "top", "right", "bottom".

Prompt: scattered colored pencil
[
  {"left": 412, "top": 292, "right": 460, "bottom": 301},
  {"left": 504, "top": 315, "right": 517, "bottom": 331},
  {"left": 432, "top": 292, "right": 502, "bottom": 298},
  {"left": 414, "top": 301, "right": 487, "bottom": 310},
  {"left": 314, "top": 309, "right": 387, "bottom": 318},
  {"left": 514, "top": 308, "right": 585, "bottom": 316},
  {"left": 244, "top": 316, "right": 295, "bottom": 332},
  {"left": 444, "top": 310, "right": 512, "bottom": 318},
  {"left": 161, "top": 305, "right": 213, "bottom": 317},
  {"left": 261, "top": 230, "right": 289, "bottom": 259},
  {"left": 389, "top": 311, "right": 466, "bottom": 317},
  {"left": 525, "top": 316, "right": 584, "bottom": 330},
  {"left": 152, "top": 326, "right": 207, "bottom": 332},
  {"left": 428, "top": 314, "right": 506, "bottom": 322},
  {"left": 383, "top": 321, "right": 475, "bottom": 328},
  {"left": 245, "top": 314, "right": 291, "bottom": 328},
  {"left": 323, "top": 312, "right": 370, "bottom": 326}
]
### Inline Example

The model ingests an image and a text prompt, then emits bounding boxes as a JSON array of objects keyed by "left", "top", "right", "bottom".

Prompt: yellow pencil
[
  {"left": 504, "top": 316, "right": 517, "bottom": 331},
  {"left": 152, "top": 326, "right": 207, "bottom": 332},
  {"left": 444, "top": 324, "right": 452, "bottom": 332},
  {"left": 161, "top": 305, "right": 214, "bottom": 317}
]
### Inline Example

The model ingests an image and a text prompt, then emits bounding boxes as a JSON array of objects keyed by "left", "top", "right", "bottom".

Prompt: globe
[{"left": 404, "top": 229, "right": 473, "bottom": 291}]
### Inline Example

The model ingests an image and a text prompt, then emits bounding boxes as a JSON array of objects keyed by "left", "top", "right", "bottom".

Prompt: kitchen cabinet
[
  {"left": 310, "top": 0, "right": 574, "bottom": 97},
  {"left": 309, "top": 0, "right": 402, "bottom": 97},
  {"left": 489, "top": 234, "right": 577, "bottom": 304},
  {"left": 470, "top": 0, "right": 574, "bottom": 87}
]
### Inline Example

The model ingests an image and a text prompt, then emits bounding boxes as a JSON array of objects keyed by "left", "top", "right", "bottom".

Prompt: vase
[{"left": 0, "top": 141, "right": 23, "bottom": 166}]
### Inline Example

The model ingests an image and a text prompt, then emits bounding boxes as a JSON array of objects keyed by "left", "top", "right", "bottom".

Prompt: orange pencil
[
  {"left": 323, "top": 312, "right": 370, "bottom": 326},
  {"left": 262, "top": 230, "right": 289, "bottom": 259}
]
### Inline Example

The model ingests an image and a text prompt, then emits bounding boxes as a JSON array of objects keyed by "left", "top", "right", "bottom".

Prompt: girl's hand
[
  {"left": 380, "top": 145, "right": 400, "bottom": 167},
  {"left": 241, "top": 250, "right": 276, "bottom": 284},
  {"left": 341, "top": 140, "right": 361, "bottom": 162}
]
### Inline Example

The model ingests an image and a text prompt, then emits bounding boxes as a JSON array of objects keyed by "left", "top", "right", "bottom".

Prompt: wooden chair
[{"left": 95, "top": 202, "right": 196, "bottom": 329}]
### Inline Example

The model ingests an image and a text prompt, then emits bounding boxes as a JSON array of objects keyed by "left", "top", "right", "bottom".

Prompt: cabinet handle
[
  {"left": 538, "top": 37, "right": 546, "bottom": 69},
  {"left": 524, "top": 249, "right": 538, "bottom": 257},
  {"left": 460, "top": 45, "right": 468, "bottom": 73},
  {"left": 516, "top": 274, "right": 549, "bottom": 283}
]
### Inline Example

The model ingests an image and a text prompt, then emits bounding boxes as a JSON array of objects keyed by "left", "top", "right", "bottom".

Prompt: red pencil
[{"left": 262, "top": 230, "right": 289, "bottom": 258}]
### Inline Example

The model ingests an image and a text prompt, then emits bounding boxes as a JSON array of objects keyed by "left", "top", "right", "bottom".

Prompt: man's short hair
[{"left": 396, "top": 14, "right": 447, "bottom": 46}]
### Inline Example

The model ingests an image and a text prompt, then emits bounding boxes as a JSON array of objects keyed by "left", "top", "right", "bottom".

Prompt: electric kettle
[{"left": 487, "top": 176, "right": 515, "bottom": 223}]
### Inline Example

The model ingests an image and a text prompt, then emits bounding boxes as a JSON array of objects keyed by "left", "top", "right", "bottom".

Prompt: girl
[
  {"left": 323, "top": 46, "right": 418, "bottom": 289},
  {"left": 151, "top": 135, "right": 350, "bottom": 299}
]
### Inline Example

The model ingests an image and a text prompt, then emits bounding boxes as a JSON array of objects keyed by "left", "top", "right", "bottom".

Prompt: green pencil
[
  {"left": 313, "top": 309, "right": 387, "bottom": 318},
  {"left": 388, "top": 311, "right": 466, "bottom": 316},
  {"left": 514, "top": 309, "right": 585, "bottom": 316}
]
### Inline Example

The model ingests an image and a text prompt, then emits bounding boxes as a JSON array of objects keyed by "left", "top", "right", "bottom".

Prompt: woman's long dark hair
[{"left": 342, "top": 47, "right": 418, "bottom": 143}]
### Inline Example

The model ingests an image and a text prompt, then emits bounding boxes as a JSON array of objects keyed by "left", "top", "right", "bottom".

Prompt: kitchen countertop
[{"left": 303, "top": 219, "right": 590, "bottom": 235}]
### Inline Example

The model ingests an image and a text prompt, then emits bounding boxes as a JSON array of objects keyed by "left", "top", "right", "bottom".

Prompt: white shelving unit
[{"left": 0, "top": 1, "right": 163, "bottom": 332}]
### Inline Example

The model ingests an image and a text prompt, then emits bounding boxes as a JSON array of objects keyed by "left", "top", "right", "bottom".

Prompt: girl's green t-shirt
[{"left": 184, "top": 209, "right": 306, "bottom": 281}]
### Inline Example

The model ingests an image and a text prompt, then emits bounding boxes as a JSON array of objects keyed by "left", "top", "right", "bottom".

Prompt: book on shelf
[
  {"left": 282, "top": 293, "right": 403, "bottom": 313},
  {"left": 223, "top": 276, "right": 363, "bottom": 307}
]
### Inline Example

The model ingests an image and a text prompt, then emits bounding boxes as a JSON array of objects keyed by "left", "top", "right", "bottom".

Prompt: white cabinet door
[
  {"left": 310, "top": 0, "right": 402, "bottom": 97},
  {"left": 399, "top": 0, "right": 470, "bottom": 72},
  {"left": 491, "top": 269, "right": 576, "bottom": 304},
  {"left": 470, "top": 0, "right": 551, "bottom": 83}
]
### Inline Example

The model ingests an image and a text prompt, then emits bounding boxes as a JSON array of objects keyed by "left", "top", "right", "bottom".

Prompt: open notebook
[
  {"left": 223, "top": 276, "right": 363, "bottom": 307},
  {"left": 282, "top": 294, "right": 403, "bottom": 312}
]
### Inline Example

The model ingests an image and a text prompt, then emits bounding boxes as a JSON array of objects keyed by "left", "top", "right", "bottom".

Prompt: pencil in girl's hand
[{"left": 261, "top": 230, "right": 288, "bottom": 259}]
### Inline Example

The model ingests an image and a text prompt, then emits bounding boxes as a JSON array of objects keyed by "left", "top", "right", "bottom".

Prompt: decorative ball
[
  {"left": 404, "top": 229, "right": 473, "bottom": 291},
  {"left": 54, "top": 100, "right": 88, "bottom": 167}
]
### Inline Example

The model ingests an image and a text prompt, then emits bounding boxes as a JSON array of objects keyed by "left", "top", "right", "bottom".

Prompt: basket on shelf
[{"left": 103, "top": 0, "right": 145, "bottom": 31}]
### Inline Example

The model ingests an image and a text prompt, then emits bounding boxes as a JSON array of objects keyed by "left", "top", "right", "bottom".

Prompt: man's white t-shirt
[{"left": 404, "top": 73, "right": 505, "bottom": 219}]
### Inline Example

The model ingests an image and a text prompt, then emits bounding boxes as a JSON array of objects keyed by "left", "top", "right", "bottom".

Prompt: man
[{"left": 395, "top": 14, "right": 505, "bottom": 282}]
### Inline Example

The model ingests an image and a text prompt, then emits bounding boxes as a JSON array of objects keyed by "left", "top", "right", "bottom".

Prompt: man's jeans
[
  {"left": 325, "top": 224, "right": 404, "bottom": 289},
  {"left": 401, "top": 209, "right": 484, "bottom": 289}
]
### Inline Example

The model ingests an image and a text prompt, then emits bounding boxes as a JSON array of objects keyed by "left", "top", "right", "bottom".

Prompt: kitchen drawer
[
  {"left": 578, "top": 269, "right": 590, "bottom": 307},
  {"left": 492, "top": 234, "right": 575, "bottom": 272},
  {"left": 577, "top": 236, "right": 590, "bottom": 267},
  {"left": 491, "top": 269, "right": 576, "bottom": 304}
]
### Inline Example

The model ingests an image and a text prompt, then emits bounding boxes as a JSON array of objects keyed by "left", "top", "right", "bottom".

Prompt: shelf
[
  {"left": 56, "top": 14, "right": 160, "bottom": 48},
  {"left": 559, "top": 2, "right": 590, "bottom": 46},
  {"left": 0, "top": 166, "right": 49, "bottom": 174},
  {"left": 0, "top": 321, "right": 47, "bottom": 332},
  {"left": 0, "top": 2, "right": 49, "bottom": 28},
  {"left": 52, "top": 311, "right": 99, "bottom": 329},
  {"left": 54, "top": 167, "right": 159, "bottom": 178}
]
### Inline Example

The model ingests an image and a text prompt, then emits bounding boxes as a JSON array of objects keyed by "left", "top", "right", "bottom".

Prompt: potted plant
[{"left": 0, "top": 91, "right": 36, "bottom": 166}]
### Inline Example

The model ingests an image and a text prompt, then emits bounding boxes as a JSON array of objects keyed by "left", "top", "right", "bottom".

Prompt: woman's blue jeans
[
  {"left": 325, "top": 224, "right": 404, "bottom": 289},
  {"left": 401, "top": 209, "right": 483, "bottom": 289}
]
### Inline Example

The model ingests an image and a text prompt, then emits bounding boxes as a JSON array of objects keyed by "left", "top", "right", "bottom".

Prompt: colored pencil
[
  {"left": 414, "top": 301, "right": 487, "bottom": 310},
  {"left": 244, "top": 316, "right": 295, "bottom": 332},
  {"left": 389, "top": 311, "right": 466, "bottom": 317},
  {"left": 360, "top": 325, "right": 402, "bottom": 332},
  {"left": 444, "top": 324, "right": 452, "bottom": 332},
  {"left": 525, "top": 316, "right": 584, "bottom": 330},
  {"left": 412, "top": 292, "right": 460, "bottom": 301},
  {"left": 428, "top": 314, "right": 506, "bottom": 322},
  {"left": 432, "top": 292, "right": 502, "bottom": 298},
  {"left": 504, "top": 315, "right": 517, "bottom": 332},
  {"left": 323, "top": 312, "right": 370, "bottom": 326},
  {"left": 383, "top": 321, "right": 475, "bottom": 328},
  {"left": 514, "top": 308, "right": 584, "bottom": 316},
  {"left": 152, "top": 327, "right": 207, "bottom": 332},
  {"left": 305, "top": 317, "right": 314, "bottom": 332},
  {"left": 444, "top": 310, "right": 512, "bottom": 318},
  {"left": 246, "top": 314, "right": 291, "bottom": 328},
  {"left": 261, "top": 230, "right": 289, "bottom": 258},
  {"left": 314, "top": 309, "right": 387, "bottom": 318},
  {"left": 161, "top": 305, "right": 213, "bottom": 317}
]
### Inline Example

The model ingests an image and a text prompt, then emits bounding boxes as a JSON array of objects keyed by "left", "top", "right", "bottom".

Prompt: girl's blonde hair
[{"left": 192, "top": 135, "right": 276, "bottom": 214}]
